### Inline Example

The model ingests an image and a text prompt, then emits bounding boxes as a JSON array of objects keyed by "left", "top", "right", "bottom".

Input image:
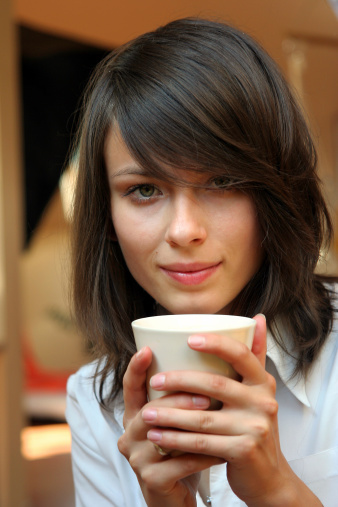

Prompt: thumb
[
  {"left": 251, "top": 314, "right": 267, "bottom": 368},
  {"left": 123, "top": 346, "right": 152, "bottom": 421}
]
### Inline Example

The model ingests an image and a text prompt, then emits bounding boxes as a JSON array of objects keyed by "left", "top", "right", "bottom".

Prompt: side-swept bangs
[{"left": 109, "top": 19, "right": 293, "bottom": 185}]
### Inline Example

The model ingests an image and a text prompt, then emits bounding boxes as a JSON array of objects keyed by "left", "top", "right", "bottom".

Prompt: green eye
[
  {"left": 138, "top": 184, "right": 155, "bottom": 197},
  {"left": 125, "top": 183, "right": 161, "bottom": 202}
]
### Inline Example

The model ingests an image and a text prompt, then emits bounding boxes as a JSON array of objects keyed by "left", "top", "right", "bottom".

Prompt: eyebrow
[{"left": 109, "top": 165, "right": 150, "bottom": 179}]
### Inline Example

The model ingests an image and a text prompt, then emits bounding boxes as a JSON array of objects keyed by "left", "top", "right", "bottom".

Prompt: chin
[{"left": 161, "top": 299, "right": 230, "bottom": 316}]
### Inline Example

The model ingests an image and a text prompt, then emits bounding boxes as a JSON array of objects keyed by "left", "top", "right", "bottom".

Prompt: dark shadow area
[{"left": 20, "top": 26, "right": 108, "bottom": 245}]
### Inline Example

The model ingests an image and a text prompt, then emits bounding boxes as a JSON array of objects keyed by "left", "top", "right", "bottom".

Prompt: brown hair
[{"left": 71, "top": 17, "right": 337, "bottom": 402}]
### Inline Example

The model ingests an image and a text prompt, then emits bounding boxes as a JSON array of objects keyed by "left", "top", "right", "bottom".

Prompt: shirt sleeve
[{"left": 65, "top": 364, "right": 147, "bottom": 507}]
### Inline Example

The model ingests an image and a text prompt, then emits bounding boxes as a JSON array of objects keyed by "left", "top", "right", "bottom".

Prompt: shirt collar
[{"left": 266, "top": 330, "right": 311, "bottom": 408}]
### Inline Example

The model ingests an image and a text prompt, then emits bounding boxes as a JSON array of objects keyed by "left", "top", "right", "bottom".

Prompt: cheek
[
  {"left": 113, "top": 226, "right": 142, "bottom": 261},
  {"left": 238, "top": 214, "right": 262, "bottom": 248},
  {"left": 111, "top": 204, "right": 141, "bottom": 245},
  {"left": 111, "top": 208, "right": 158, "bottom": 265},
  {"left": 227, "top": 199, "right": 264, "bottom": 265}
]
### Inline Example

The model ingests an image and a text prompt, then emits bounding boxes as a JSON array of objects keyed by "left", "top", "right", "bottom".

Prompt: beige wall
[{"left": 12, "top": 0, "right": 338, "bottom": 55}]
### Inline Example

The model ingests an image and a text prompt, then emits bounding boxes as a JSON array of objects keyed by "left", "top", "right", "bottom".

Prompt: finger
[
  {"left": 187, "top": 332, "right": 266, "bottom": 384},
  {"left": 149, "top": 392, "right": 211, "bottom": 410},
  {"left": 123, "top": 346, "right": 152, "bottom": 419},
  {"left": 139, "top": 453, "right": 223, "bottom": 493},
  {"left": 251, "top": 314, "right": 267, "bottom": 368},
  {"left": 142, "top": 406, "right": 251, "bottom": 435},
  {"left": 147, "top": 427, "right": 249, "bottom": 461},
  {"left": 149, "top": 369, "right": 276, "bottom": 410},
  {"left": 129, "top": 392, "right": 212, "bottom": 439}
]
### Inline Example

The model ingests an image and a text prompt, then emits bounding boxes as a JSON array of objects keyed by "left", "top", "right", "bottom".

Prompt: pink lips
[{"left": 160, "top": 262, "right": 221, "bottom": 286}]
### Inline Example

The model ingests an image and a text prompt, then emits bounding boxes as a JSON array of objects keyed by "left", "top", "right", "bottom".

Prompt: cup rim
[{"left": 132, "top": 314, "right": 255, "bottom": 332}]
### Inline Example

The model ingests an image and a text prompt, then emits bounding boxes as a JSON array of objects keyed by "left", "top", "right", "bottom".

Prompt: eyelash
[
  {"left": 208, "top": 176, "right": 235, "bottom": 190},
  {"left": 123, "top": 177, "right": 236, "bottom": 203},
  {"left": 123, "top": 184, "right": 161, "bottom": 203}
]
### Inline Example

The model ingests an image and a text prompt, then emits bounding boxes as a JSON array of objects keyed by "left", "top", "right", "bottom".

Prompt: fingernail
[
  {"left": 136, "top": 347, "right": 145, "bottom": 359},
  {"left": 192, "top": 395, "right": 210, "bottom": 408},
  {"left": 147, "top": 429, "right": 162, "bottom": 442},
  {"left": 188, "top": 335, "right": 205, "bottom": 347},
  {"left": 149, "top": 374, "right": 165, "bottom": 389},
  {"left": 142, "top": 408, "right": 157, "bottom": 422},
  {"left": 256, "top": 313, "right": 266, "bottom": 320}
]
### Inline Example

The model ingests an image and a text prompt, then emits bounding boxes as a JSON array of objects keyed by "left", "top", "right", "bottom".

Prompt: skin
[{"left": 105, "top": 129, "right": 323, "bottom": 506}]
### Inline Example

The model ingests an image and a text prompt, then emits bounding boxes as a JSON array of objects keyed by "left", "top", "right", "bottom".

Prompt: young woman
[{"left": 66, "top": 18, "right": 338, "bottom": 506}]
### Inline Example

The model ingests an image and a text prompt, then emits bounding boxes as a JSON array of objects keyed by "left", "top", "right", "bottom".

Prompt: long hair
[{"left": 71, "top": 17, "right": 336, "bottom": 402}]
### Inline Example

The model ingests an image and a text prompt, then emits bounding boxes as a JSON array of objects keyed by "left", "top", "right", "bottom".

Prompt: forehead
[
  {"left": 104, "top": 127, "right": 137, "bottom": 176},
  {"left": 104, "top": 126, "right": 215, "bottom": 184}
]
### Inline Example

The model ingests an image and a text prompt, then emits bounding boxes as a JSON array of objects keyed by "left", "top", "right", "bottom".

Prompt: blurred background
[{"left": 0, "top": 0, "right": 338, "bottom": 505}]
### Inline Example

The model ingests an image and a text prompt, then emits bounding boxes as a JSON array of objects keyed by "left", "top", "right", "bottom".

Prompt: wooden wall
[{"left": 0, "top": 0, "right": 25, "bottom": 505}]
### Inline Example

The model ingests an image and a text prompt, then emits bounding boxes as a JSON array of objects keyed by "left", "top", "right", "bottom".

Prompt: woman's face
[{"left": 105, "top": 129, "right": 264, "bottom": 315}]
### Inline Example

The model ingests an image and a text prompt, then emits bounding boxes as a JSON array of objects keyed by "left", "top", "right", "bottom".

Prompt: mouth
[{"left": 159, "top": 262, "right": 222, "bottom": 286}]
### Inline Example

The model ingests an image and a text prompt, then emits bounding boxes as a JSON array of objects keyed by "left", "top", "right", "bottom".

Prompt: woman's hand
[
  {"left": 118, "top": 346, "right": 223, "bottom": 507},
  {"left": 144, "top": 315, "right": 322, "bottom": 506}
]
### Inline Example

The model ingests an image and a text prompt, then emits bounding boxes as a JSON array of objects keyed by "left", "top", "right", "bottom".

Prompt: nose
[{"left": 164, "top": 192, "right": 207, "bottom": 247}]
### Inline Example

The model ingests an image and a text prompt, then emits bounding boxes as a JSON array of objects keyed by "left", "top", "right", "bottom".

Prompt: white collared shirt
[{"left": 66, "top": 314, "right": 338, "bottom": 506}]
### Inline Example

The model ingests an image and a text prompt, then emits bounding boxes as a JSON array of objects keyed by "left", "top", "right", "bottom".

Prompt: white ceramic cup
[{"left": 132, "top": 314, "right": 256, "bottom": 408}]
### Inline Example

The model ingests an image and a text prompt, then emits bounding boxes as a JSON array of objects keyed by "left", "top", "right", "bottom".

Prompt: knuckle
[
  {"left": 140, "top": 467, "right": 160, "bottom": 490},
  {"left": 139, "top": 468, "right": 151, "bottom": 486},
  {"left": 181, "top": 457, "right": 198, "bottom": 475},
  {"left": 117, "top": 435, "right": 128, "bottom": 457},
  {"left": 266, "top": 373, "right": 277, "bottom": 394},
  {"left": 128, "top": 452, "right": 140, "bottom": 471},
  {"left": 241, "top": 436, "right": 257, "bottom": 460},
  {"left": 253, "top": 420, "right": 270, "bottom": 439},
  {"left": 198, "top": 412, "right": 214, "bottom": 432},
  {"left": 209, "top": 374, "right": 227, "bottom": 392},
  {"left": 128, "top": 447, "right": 146, "bottom": 473},
  {"left": 268, "top": 399, "right": 279, "bottom": 416},
  {"left": 195, "top": 435, "right": 209, "bottom": 452},
  {"left": 262, "top": 397, "right": 279, "bottom": 417},
  {"left": 236, "top": 343, "right": 250, "bottom": 363}
]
